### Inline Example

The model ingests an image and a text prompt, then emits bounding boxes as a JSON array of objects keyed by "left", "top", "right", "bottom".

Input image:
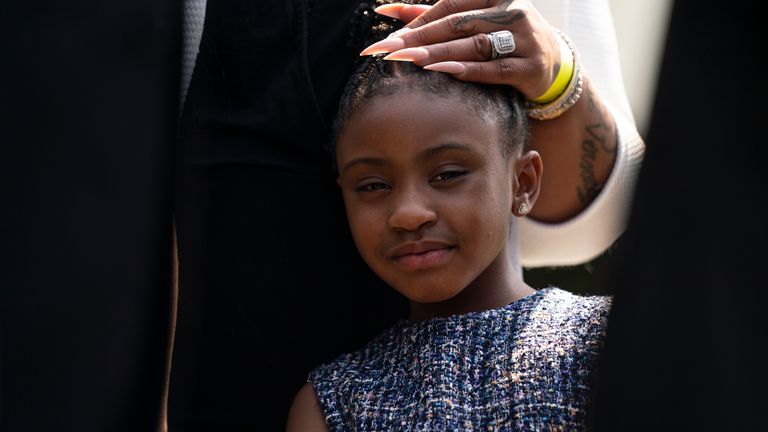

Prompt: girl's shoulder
[
  {"left": 308, "top": 319, "right": 405, "bottom": 388},
  {"left": 516, "top": 287, "right": 613, "bottom": 365},
  {"left": 535, "top": 287, "right": 613, "bottom": 333}
]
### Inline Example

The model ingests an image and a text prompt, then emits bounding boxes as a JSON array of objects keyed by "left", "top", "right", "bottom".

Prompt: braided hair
[{"left": 331, "top": 0, "right": 529, "bottom": 167}]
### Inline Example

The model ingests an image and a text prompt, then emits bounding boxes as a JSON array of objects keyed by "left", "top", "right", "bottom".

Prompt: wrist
[
  {"left": 530, "top": 33, "right": 574, "bottom": 104},
  {"left": 526, "top": 30, "right": 583, "bottom": 121}
]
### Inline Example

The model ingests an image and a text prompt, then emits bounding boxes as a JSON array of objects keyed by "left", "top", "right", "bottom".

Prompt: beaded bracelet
[{"left": 526, "top": 30, "right": 583, "bottom": 121}]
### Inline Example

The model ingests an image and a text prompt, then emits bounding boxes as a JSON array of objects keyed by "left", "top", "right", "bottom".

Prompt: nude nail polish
[
  {"left": 375, "top": 5, "right": 401, "bottom": 19},
  {"left": 386, "top": 28, "right": 411, "bottom": 39},
  {"left": 360, "top": 38, "right": 406, "bottom": 56},
  {"left": 383, "top": 47, "right": 429, "bottom": 62},
  {"left": 423, "top": 62, "right": 466, "bottom": 74}
]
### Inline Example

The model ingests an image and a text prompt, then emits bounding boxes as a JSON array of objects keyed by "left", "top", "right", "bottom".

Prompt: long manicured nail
[
  {"left": 386, "top": 28, "right": 411, "bottom": 39},
  {"left": 360, "top": 38, "right": 406, "bottom": 56},
  {"left": 383, "top": 47, "right": 429, "bottom": 62},
  {"left": 423, "top": 61, "right": 466, "bottom": 74},
  {"left": 375, "top": 4, "right": 401, "bottom": 19}
]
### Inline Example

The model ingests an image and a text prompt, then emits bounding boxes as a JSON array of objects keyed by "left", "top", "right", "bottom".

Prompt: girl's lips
[{"left": 392, "top": 247, "right": 455, "bottom": 270}]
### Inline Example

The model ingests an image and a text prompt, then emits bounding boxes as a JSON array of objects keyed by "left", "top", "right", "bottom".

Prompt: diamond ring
[{"left": 487, "top": 30, "right": 516, "bottom": 60}]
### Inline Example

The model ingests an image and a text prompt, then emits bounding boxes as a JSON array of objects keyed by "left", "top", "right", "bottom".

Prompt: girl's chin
[
  {"left": 379, "top": 272, "right": 466, "bottom": 304},
  {"left": 400, "top": 287, "right": 463, "bottom": 305}
]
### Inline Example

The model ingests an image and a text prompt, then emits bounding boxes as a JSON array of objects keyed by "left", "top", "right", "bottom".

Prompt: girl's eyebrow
[
  {"left": 420, "top": 143, "right": 476, "bottom": 160},
  {"left": 341, "top": 157, "right": 389, "bottom": 174},
  {"left": 342, "top": 143, "right": 475, "bottom": 174}
]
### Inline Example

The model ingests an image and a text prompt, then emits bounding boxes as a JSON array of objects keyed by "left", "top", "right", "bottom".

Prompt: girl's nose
[{"left": 388, "top": 189, "right": 437, "bottom": 232}]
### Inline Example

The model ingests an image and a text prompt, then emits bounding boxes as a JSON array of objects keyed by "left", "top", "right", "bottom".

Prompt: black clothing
[
  {"left": 170, "top": 1, "right": 407, "bottom": 430},
  {"left": 1, "top": 0, "right": 180, "bottom": 430},
  {"left": 589, "top": 1, "right": 768, "bottom": 430},
  {"left": 179, "top": 0, "right": 361, "bottom": 171}
]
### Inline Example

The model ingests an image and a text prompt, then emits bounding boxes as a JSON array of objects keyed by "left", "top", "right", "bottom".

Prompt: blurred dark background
[
  {"left": 1, "top": 0, "right": 181, "bottom": 430},
  {"left": 525, "top": 248, "right": 616, "bottom": 295},
  {"left": 589, "top": 1, "right": 767, "bottom": 430}
]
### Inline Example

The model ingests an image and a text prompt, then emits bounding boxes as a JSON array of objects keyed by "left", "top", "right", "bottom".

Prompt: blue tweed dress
[{"left": 309, "top": 287, "right": 612, "bottom": 431}]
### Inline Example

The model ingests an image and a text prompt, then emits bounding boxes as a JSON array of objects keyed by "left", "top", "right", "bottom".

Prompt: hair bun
[{"left": 348, "top": 2, "right": 399, "bottom": 50}]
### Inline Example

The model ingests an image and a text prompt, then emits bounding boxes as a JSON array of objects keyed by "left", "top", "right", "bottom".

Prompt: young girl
[{"left": 286, "top": 4, "right": 611, "bottom": 431}]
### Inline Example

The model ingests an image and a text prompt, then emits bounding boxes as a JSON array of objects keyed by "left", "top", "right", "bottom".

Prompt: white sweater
[{"left": 519, "top": 0, "right": 645, "bottom": 267}]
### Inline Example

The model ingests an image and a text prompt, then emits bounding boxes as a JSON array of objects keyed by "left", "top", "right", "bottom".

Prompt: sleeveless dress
[{"left": 309, "top": 287, "right": 612, "bottom": 431}]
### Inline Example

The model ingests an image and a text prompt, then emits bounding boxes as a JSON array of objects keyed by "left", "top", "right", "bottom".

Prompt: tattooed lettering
[
  {"left": 450, "top": 14, "right": 475, "bottom": 33},
  {"left": 587, "top": 94, "right": 598, "bottom": 112},
  {"left": 576, "top": 134, "right": 602, "bottom": 204},
  {"left": 576, "top": 95, "right": 617, "bottom": 203},
  {"left": 586, "top": 95, "right": 617, "bottom": 153}
]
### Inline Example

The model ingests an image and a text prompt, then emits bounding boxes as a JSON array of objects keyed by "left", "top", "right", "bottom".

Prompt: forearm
[{"left": 527, "top": 77, "right": 617, "bottom": 223}]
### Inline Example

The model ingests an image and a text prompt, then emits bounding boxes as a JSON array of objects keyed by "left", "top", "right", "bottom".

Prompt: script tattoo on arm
[{"left": 576, "top": 94, "right": 617, "bottom": 204}]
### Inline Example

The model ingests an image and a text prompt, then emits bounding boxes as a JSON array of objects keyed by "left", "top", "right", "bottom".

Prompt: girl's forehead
[
  {"left": 351, "top": 90, "right": 485, "bottom": 126},
  {"left": 338, "top": 91, "right": 507, "bottom": 163}
]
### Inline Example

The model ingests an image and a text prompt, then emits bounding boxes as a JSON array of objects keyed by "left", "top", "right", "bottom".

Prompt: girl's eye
[
  {"left": 356, "top": 182, "right": 390, "bottom": 192},
  {"left": 431, "top": 170, "right": 467, "bottom": 182}
]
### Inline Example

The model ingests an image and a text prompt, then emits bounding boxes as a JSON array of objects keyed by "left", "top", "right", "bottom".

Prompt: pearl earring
[{"left": 518, "top": 203, "right": 529, "bottom": 215}]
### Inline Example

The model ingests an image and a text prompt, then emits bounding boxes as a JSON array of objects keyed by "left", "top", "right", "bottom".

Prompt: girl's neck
[{"left": 408, "top": 250, "right": 534, "bottom": 322}]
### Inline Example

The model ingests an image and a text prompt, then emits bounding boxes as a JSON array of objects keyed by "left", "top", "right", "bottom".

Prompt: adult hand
[{"left": 360, "top": 0, "right": 561, "bottom": 101}]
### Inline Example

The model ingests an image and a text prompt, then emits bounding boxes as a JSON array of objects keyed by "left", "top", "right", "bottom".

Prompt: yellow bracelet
[
  {"left": 529, "top": 32, "right": 574, "bottom": 104},
  {"left": 526, "top": 30, "right": 583, "bottom": 120}
]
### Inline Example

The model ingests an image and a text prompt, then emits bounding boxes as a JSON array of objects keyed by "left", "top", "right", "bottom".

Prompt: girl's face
[{"left": 336, "top": 90, "right": 540, "bottom": 311}]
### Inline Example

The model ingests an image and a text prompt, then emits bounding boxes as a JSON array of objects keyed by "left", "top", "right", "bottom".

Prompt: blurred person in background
[{"left": 589, "top": 1, "right": 767, "bottom": 430}]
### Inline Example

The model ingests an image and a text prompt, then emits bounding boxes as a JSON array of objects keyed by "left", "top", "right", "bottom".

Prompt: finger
[
  {"left": 398, "top": 4, "right": 432, "bottom": 23},
  {"left": 424, "top": 58, "right": 541, "bottom": 98},
  {"left": 360, "top": 1, "right": 531, "bottom": 56},
  {"left": 359, "top": 9, "right": 497, "bottom": 55},
  {"left": 423, "top": 61, "right": 467, "bottom": 74},
  {"left": 398, "top": 7, "right": 528, "bottom": 48},
  {"left": 385, "top": 33, "right": 524, "bottom": 65},
  {"left": 405, "top": 0, "right": 496, "bottom": 29},
  {"left": 375, "top": 4, "right": 432, "bottom": 23}
]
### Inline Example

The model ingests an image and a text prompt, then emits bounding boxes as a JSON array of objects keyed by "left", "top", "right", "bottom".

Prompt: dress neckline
[{"left": 397, "top": 287, "right": 558, "bottom": 330}]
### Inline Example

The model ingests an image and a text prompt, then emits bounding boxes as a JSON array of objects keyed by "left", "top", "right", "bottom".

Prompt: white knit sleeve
[{"left": 520, "top": 0, "right": 645, "bottom": 267}]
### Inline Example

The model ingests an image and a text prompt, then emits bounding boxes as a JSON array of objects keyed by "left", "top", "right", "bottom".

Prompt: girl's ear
[{"left": 511, "top": 150, "right": 543, "bottom": 217}]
